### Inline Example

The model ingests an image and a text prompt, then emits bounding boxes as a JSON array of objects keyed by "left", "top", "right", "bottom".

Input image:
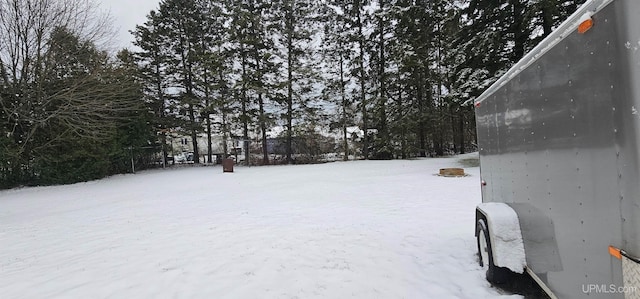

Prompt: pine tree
[
  {"left": 246, "top": 0, "right": 280, "bottom": 165},
  {"left": 132, "top": 10, "right": 175, "bottom": 167},
  {"left": 227, "top": 2, "right": 253, "bottom": 165},
  {"left": 194, "top": 0, "right": 230, "bottom": 164},
  {"left": 154, "top": 0, "right": 205, "bottom": 164},
  {"left": 367, "top": 0, "right": 394, "bottom": 159},
  {"left": 224, "top": 0, "right": 282, "bottom": 165},
  {"left": 347, "top": 0, "right": 372, "bottom": 159},
  {"left": 321, "top": 1, "right": 356, "bottom": 161},
  {"left": 273, "top": 0, "right": 321, "bottom": 164},
  {"left": 532, "top": 0, "right": 588, "bottom": 41}
]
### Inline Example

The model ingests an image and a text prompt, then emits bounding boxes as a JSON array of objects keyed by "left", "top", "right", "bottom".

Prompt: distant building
[{"left": 167, "top": 132, "right": 235, "bottom": 163}]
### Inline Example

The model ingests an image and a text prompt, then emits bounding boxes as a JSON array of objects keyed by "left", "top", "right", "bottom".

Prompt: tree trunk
[
  {"left": 377, "top": 0, "right": 388, "bottom": 156},
  {"left": 154, "top": 51, "right": 167, "bottom": 167},
  {"left": 417, "top": 71, "right": 426, "bottom": 157},
  {"left": 221, "top": 106, "right": 229, "bottom": 159},
  {"left": 511, "top": 0, "right": 527, "bottom": 61},
  {"left": 240, "top": 48, "right": 250, "bottom": 166},
  {"left": 285, "top": 6, "right": 294, "bottom": 164},
  {"left": 258, "top": 93, "right": 269, "bottom": 165},
  {"left": 217, "top": 46, "right": 229, "bottom": 161},
  {"left": 398, "top": 75, "right": 406, "bottom": 159},
  {"left": 356, "top": 9, "right": 368, "bottom": 159},
  {"left": 179, "top": 34, "right": 199, "bottom": 164},
  {"left": 188, "top": 103, "right": 199, "bottom": 163},
  {"left": 540, "top": 0, "right": 554, "bottom": 37},
  {"left": 253, "top": 48, "right": 269, "bottom": 165},
  {"left": 459, "top": 109, "right": 465, "bottom": 154},
  {"left": 435, "top": 82, "right": 444, "bottom": 157},
  {"left": 339, "top": 46, "right": 348, "bottom": 161},
  {"left": 203, "top": 64, "right": 212, "bottom": 164}
]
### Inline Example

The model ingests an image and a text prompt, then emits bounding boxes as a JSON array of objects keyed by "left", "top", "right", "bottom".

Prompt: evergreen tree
[
  {"left": 228, "top": 0, "right": 261, "bottom": 165},
  {"left": 368, "top": 0, "right": 395, "bottom": 159},
  {"left": 224, "top": 0, "right": 281, "bottom": 165},
  {"left": 154, "top": 0, "right": 205, "bottom": 164},
  {"left": 320, "top": 1, "right": 356, "bottom": 161},
  {"left": 133, "top": 10, "right": 175, "bottom": 167},
  {"left": 532, "top": 0, "right": 588, "bottom": 41},
  {"left": 194, "top": 0, "right": 230, "bottom": 164},
  {"left": 273, "top": 0, "right": 321, "bottom": 164},
  {"left": 347, "top": 0, "right": 373, "bottom": 159}
]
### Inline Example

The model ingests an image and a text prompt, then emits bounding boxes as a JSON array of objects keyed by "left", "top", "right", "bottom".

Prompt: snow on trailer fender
[
  {"left": 473, "top": 0, "right": 640, "bottom": 298},
  {"left": 475, "top": 203, "right": 526, "bottom": 282}
]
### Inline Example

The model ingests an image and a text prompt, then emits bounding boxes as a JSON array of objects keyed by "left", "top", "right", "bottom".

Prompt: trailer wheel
[{"left": 476, "top": 218, "right": 512, "bottom": 284}]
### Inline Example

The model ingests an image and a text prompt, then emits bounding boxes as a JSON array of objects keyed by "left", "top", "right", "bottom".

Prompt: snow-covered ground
[{"left": 0, "top": 154, "right": 522, "bottom": 299}]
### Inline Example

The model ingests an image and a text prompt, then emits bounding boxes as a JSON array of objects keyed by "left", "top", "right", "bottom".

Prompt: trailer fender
[{"left": 476, "top": 202, "right": 526, "bottom": 274}]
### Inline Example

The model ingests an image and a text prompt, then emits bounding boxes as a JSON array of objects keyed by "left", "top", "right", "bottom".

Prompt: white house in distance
[
  {"left": 166, "top": 125, "right": 364, "bottom": 164},
  {"left": 167, "top": 132, "right": 236, "bottom": 164}
]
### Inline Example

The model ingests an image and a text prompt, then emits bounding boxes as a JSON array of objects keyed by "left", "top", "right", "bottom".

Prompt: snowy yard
[{"left": 0, "top": 154, "right": 522, "bottom": 298}]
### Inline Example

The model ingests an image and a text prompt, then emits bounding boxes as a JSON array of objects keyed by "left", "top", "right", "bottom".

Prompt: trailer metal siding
[
  {"left": 616, "top": 0, "right": 640, "bottom": 268},
  {"left": 476, "top": 0, "right": 640, "bottom": 297}
]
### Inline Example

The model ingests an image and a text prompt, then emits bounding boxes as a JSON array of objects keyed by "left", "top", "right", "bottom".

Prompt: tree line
[{"left": 0, "top": 0, "right": 586, "bottom": 188}]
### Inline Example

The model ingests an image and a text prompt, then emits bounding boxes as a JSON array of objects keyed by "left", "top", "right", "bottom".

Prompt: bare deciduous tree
[{"left": 0, "top": 0, "right": 141, "bottom": 186}]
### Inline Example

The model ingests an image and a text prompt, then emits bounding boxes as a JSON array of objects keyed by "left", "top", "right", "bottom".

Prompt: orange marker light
[
  {"left": 609, "top": 245, "right": 622, "bottom": 260},
  {"left": 578, "top": 18, "right": 593, "bottom": 34}
]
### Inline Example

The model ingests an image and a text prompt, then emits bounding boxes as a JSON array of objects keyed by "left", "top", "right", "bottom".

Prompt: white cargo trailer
[{"left": 473, "top": 0, "right": 640, "bottom": 298}]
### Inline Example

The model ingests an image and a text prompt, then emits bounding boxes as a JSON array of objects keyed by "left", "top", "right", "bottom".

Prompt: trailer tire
[{"left": 476, "top": 218, "right": 512, "bottom": 284}]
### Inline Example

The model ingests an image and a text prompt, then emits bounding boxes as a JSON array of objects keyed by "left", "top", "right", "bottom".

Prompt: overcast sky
[{"left": 99, "top": 0, "right": 161, "bottom": 50}]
